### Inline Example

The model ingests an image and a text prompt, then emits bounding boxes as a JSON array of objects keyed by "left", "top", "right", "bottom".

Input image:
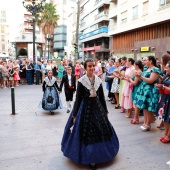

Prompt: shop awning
[
  {"left": 82, "top": 46, "right": 102, "bottom": 52},
  {"left": 95, "top": 48, "right": 110, "bottom": 52}
]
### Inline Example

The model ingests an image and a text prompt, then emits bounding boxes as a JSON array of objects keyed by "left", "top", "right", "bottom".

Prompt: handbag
[{"left": 105, "top": 76, "right": 112, "bottom": 82}]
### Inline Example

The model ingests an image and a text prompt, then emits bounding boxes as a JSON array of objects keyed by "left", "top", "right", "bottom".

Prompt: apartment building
[
  {"left": 0, "top": 10, "right": 9, "bottom": 56},
  {"left": 53, "top": 0, "right": 67, "bottom": 59},
  {"left": 109, "top": 0, "right": 170, "bottom": 59},
  {"left": 79, "top": 0, "right": 110, "bottom": 60},
  {"left": 65, "top": 0, "right": 77, "bottom": 59},
  {"left": 15, "top": 13, "right": 44, "bottom": 59}
]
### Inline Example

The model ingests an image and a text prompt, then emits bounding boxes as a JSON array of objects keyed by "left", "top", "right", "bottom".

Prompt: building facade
[
  {"left": 15, "top": 13, "right": 44, "bottom": 60},
  {"left": 0, "top": 10, "right": 9, "bottom": 57},
  {"left": 53, "top": 0, "right": 67, "bottom": 59},
  {"left": 78, "top": 0, "right": 110, "bottom": 60},
  {"left": 108, "top": 0, "right": 170, "bottom": 59},
  {"left": 65, "top": 0, "right": 77, "bottom": 59}
]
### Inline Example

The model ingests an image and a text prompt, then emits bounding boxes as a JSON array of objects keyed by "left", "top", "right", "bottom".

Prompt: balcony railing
[{"left": 95, "top": 11, "right": 109, "bottom": 20}]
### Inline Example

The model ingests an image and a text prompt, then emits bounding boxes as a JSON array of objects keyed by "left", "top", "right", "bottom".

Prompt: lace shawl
[
  {"left": 44, "top": 76, "right": 56, "bottom": 86},
  {"left": 78, "top": 74, "right": 102, "bottom": 91}
]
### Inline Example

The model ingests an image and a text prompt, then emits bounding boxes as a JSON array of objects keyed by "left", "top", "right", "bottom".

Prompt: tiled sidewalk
[{"left": 0, "top": 84, "right": 169, "bottom": 170}]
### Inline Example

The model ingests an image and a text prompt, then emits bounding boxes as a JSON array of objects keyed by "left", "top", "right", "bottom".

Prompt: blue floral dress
[
  {"left": 133, "top": 67, "right": 162, "bottom": 113},
  {"left": 156, "top": 76, "right": 170, "bottom": 123}
]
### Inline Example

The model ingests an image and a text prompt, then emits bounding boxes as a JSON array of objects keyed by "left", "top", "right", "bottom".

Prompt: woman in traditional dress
[
  {"left": 39, "top": 70, "right": 63, "bottom": 114},
  {"left": 61, "top": 59, "right": 119, "bottom": 170}
]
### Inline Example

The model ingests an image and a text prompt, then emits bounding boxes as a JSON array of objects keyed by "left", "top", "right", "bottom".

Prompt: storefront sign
[
  {"left": 78, "top": 27, "right": 108, "bottom": 40},
  {"left": 140, "top": 46, "right": 150, "bottom": 52},
  {"left": 82, "top": 46, "right": 102, "bottom": 52}
]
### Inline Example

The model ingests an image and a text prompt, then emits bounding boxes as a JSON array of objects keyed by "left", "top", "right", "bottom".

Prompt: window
[
  {"left": 1, "top": 43, "right": 5, "bottom": 51},
  {"left": 121, "top": 11, "right": 127, "bottom": 23},
  {"left": 1, "top": 10, "right": 6, "bottom": 17},
  {"left": 143, "top": 1, "right": 149, "bottom": 15},
  {"left": 1, "top": 26, "right": 4, "bottom": 33},
  {"left": 160, "top": 0, "right": 170, "bottom": 6},
  {"left": 133, "top": 6, "right": 138, "bottom": 19},
  {"left": 1, "top": 35, "right": 5, "bottom": 41}
]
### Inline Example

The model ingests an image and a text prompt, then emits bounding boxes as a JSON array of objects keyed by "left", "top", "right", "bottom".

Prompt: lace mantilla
[
  {"left": 78, "top": 74, "right": 102, "bottom": 91},
  {"left": 44, "top": 76, "right": 56, "bottom": 86}
]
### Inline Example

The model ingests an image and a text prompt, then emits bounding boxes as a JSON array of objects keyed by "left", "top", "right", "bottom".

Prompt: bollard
[{"left": 11, "top": 87, "right": 15, "bottom": 115}]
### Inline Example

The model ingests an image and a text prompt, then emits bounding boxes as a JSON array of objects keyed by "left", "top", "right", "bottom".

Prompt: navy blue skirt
[
  {"left": 39, "top": 86, "right": 63, "bottom": 111},
  {"left": 61, "top": 99, "right": 119, "bottom": 164}
]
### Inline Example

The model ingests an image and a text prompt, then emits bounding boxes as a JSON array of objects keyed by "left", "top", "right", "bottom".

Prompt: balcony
[
  {"left": 109, "top": 5, "right": 117, "bottom": 19},
  {"left": 95, "top": 11, "right": 109, "bottom": 21},
  {"left": 78, "top": 26, "right": 108, "bottom": 41}
]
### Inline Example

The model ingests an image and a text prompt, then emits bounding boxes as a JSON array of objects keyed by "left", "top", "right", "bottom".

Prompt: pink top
[
  {"left": 94, "top": 65, "right": 102, "bottom": 77},
  {"left": 75, "top": 64, "right": 80, "bottom": 76}
]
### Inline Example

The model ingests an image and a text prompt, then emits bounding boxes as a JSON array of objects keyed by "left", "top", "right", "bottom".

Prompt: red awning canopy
[{"left": 82, "top": 46, "right": 102, "bottom": 52}]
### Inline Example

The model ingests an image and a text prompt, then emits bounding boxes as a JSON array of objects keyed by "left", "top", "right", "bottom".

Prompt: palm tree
[{"left": 36, "top": 3, "right": 59, "bottom": 58}]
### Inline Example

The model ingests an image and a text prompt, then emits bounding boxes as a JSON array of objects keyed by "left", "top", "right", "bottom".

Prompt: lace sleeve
[
  {"left": 72, "top": 82, "right": 83, "bottom": 118},
  {"left": 98, "top": 84, "right": 108, "bottom": 114}
]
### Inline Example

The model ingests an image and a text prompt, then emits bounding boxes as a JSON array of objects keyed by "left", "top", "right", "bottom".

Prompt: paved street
[{"left": 0, "top": 84, "right": 169, "bottom": 170}]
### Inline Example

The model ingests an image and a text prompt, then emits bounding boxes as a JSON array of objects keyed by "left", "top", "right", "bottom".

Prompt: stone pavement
[{"left": 0, "top": 84, "right": 170, "bottom": 170}]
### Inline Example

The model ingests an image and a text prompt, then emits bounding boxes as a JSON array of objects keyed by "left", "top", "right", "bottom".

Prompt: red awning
[{"left": 82, "top": 46, "right": 102, "bottom": 52}]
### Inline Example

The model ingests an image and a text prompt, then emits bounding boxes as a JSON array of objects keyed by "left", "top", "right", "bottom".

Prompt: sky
[{"left": 0, "top": 0, "right": 25, "bottom": 41}]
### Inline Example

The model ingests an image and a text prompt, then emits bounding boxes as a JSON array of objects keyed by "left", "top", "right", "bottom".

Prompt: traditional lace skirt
[
  {"left": 61, "top": 97, "right": 119, "bottom": 164},
  {"left": 39, "top": 86, "right": 63, "bottom": 111}
]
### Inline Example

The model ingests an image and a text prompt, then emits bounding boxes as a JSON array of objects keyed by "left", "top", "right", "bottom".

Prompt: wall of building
[
  {"left": 0, "top": 10, "right": 9, "bottom": 56},
  {"left": 53, "top": 0, "right": 67, "bottom": 58},
  {"left": 112, "top": 20, "right": 170, "bottom": 59},
  {"left": 109, "top": 0, "right": 170, "bottom": 36}
]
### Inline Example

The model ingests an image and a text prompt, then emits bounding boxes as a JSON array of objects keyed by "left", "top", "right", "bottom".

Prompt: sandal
[
  {"left": 111, "top": 101, "right": 116, "bottom": 104},
  {"left": 131, "top": 119, "right": 139, "bottom": 124},
  {"left": 160, "top": 134, "right": 167, "bottom": 141},
  {"left": 161, "top": 136, "right": 170, "bottom": 143},
  {"left": 125, "top": 113, "right": 132, "bottom": 118}
]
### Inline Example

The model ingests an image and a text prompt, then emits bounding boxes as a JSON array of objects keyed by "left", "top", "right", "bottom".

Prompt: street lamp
[
  {"left": 46, "top": 34, "right": 53, "bottom": 60},
  {"left": 22, "top": 0, "right": 46, "bottom": 63}
]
